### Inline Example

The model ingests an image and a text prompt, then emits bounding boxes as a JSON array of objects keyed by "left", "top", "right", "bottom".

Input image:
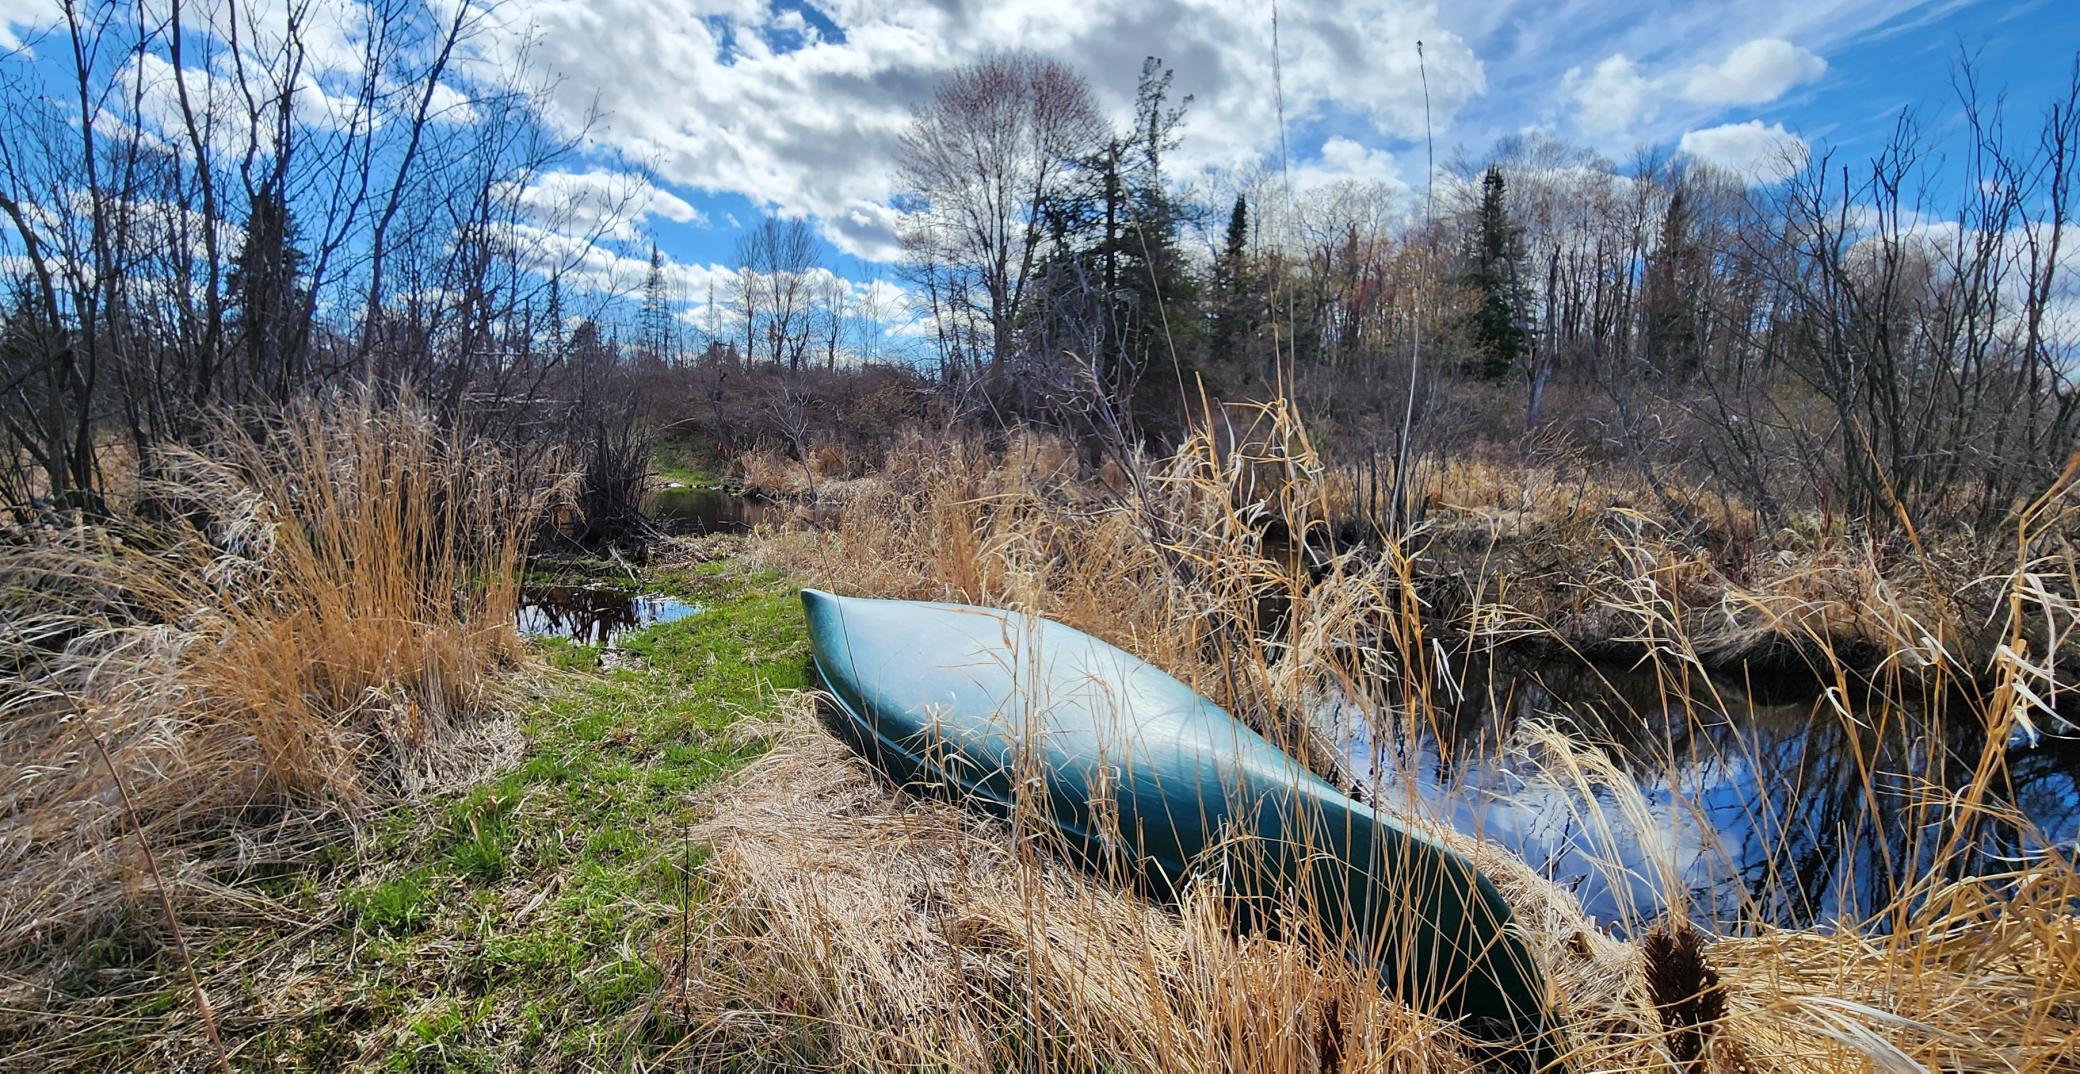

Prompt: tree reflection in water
[
  {"left": 1339, "top": 656, "right": 2079, "bottom": 934},
  {"left": 515, "top": 586, "right": 701, "bottom": 646}
]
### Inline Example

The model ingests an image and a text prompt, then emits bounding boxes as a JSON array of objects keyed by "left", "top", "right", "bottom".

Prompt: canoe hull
[{"left": 801, "top": 588, "right": 1554, "bottom": 1053}]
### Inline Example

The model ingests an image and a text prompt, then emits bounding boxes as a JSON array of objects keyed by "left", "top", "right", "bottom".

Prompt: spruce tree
[
  {"left": 1210, "top": 194, "right": 1251, "bottom": 371},
  {"left": 639, "top": 244, "right": 672, "bottom": 366},
  {"left": 1642, "top": 183, "right": 1705, "bottom": 374},
  {"left": 1460, "top": 167, "right": 1526, "bottom": 381},
  {"left": 225, "top": 180, "right": 309, "bottom": 399}
]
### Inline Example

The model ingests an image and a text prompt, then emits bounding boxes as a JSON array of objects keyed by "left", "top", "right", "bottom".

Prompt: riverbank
[
  {"left": 4, "top": 405, "right": 2072, "bottom": 1071},
  {"left": 725, "top": 421, "right": 2072, "bottom": 707},
  {"left": 705, "top": 415, "right": 2077, "bottom": 1069},
  {"left": 5, "top": 529, "right": 2072, "bottom": 1072},
  {"left": 0, "top": 552, "right": 807, "bottom": 1071}
]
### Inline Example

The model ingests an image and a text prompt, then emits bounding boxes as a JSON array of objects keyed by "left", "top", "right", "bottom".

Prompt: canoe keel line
[{"left": 802, "top": 589, "right": 1562, "bottom": 1066}]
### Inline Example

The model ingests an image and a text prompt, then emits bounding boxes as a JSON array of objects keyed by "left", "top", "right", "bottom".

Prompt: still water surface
[
  {"left": 644, "top": 482, "right": 778, "bottom": 533},
  {"left": 1340, "top": 657, "right": 2079, "bottom": 932},
  {"left": 515, "top": 586, "right": 700, "bottom": 645}
]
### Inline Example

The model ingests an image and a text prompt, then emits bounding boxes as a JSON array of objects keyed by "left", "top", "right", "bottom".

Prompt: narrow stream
[{"left": 537, "top": 478, "right": 2080, "bottom": 932}]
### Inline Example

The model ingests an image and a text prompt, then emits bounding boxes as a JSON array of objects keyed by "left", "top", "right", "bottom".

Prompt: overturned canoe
[{"left": 801, "top": 589, "right": 1556, "bottom": 1058}]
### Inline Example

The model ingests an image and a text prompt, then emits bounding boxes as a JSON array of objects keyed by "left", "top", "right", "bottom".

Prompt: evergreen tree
[
  {"left": 1210, "top": 194, "right": 1253, "bottom": 373},
  {"left": 1034, "top": 56, "right": 1198, "bottom": 415},
  {"left": 1459, "top": 167, "right": 1526, "bottom": 380},
  {"left": 639, "top": 244, "right": 672, "bottom": 366},
  {"left": 225, "top": 180, "right": 310, "bottom": 399},
  {"left": 1642, "top": 183, "right": 1706, "bottom": 374},
  {"left": 543, "top": 274, "right": 567, "bottom": 360},
  {"left": 1110, "top": 58, "right": 1197, "bottom": 398}
]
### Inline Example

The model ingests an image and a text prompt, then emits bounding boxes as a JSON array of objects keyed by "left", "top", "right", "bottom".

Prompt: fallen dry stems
[{"left": 679, "top": 716, "right": 1500, "bottom": 1074}]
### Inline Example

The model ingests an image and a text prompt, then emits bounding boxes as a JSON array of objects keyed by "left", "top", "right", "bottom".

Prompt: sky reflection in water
[{"left": 1337, "top": 659, "right": 2079, "bottom": 934}]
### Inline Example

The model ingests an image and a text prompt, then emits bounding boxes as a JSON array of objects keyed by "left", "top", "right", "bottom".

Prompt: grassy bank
[
  {"left": 1, "top": 552, "right": 807, "bottom": 1071},
  {"left": 6, "top": 395, "right": 2074, "bottom": 1073},
  {"left": 650, "top": 437, "right": 725, "bottom": 489}
]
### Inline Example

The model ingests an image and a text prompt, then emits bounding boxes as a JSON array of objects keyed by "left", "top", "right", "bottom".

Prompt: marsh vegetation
[{"left": 0, "top": 7, "right": 2075, "bottom": 1072}]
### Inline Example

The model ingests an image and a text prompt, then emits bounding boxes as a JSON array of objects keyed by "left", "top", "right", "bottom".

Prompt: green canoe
[{"left": 801, "top": 588, "right": 1557, "bottom": 1061}]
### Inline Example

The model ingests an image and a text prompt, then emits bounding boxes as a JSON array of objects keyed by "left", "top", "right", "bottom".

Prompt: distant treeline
[
  {"left": 888, "top": 52, "right": 2080, "bottom": 536},
  {"left": 3, "top": 7, "right": 2076, "bottom": 542}
]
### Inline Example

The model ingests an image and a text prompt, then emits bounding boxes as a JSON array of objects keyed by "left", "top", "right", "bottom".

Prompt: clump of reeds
[
  {"left": 730, "top": 438, "right": 872, "bottom": 501},
  {"left": 0, "top": 390, "right": 568, "bottom": 971}
]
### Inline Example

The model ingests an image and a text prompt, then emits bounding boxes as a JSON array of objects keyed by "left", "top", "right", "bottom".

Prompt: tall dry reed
[{"left": 0, "top": 391, "right": 568, "bottom": 970}]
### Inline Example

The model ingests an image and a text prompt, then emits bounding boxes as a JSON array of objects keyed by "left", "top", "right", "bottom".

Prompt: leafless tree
[
  {"left": 896, "top": 53, "right": 1102, "bottom": 385},
  {"left": 734, "top": 215, "right": 818, "bottom": 371},
  {"left": 814, "top": 273, "right": 851, "bottom": 370},
  {"left": 0, "top": 0, "right": 610, "bottom": 526}
]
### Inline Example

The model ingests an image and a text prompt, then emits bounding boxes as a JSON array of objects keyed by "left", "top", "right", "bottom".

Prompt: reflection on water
[
  {"left": 644, "top": 483, "right": 777, "bottom": 534},
  {"left": 516, "top": 586, "right": 700, "bottom": 645},
  {"left": 1340, "top": 658, "right": 2080, "bottom": 933}
]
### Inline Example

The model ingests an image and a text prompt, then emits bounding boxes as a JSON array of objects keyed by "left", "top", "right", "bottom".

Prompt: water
[
  {"left": 644, "top": 482, "right": 777, "bottom": 534},
  {"left": 515, "top": 585, "right": 701, "bottom": 645},
  {"left": 1337, "top": 656, "right": 2080, "bottom": 933},
  {"left": 516, "top": 483, "right": 780, "bottom": 644}
]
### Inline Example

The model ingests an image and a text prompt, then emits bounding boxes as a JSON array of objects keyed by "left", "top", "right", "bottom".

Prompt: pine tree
[
  {"left": 1459, "top": 167, "right": 1526, "bottom": 381},
  {"left": 1210, "top": 194, "right": 1252, "bottom": 372},
  {"left": 639, "top": 244, "right": 672, "bottom": 366},
  {"left": 1111, "top": 58, "right": 1197, "bottom": 396},
  {"left": 1037, "top": 56, "right": 1198, "bottom": 413},
  {"left": 543, "top": 274, "right": 567, "bottom": 360}
]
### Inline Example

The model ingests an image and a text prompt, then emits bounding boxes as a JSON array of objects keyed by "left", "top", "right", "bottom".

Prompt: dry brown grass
[
  {"left": 681, "top": 704, "right": 2077, "bottom": 1073},
  {"left": 676, "top": 709, "right": 1625, "bottom": 1074},
  {"left": 0, "top": 391, "right": 568, "bottom": 974},
  {"left": 730, "top": 439, "right": 877, "bottom": 500},
  {"left": 726, "top": 396, "right": 2080, "bottom": 1072}
]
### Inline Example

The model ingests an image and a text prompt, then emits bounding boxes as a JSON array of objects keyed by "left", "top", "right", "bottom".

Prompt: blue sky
[
  {"left": 572, "top": 0, "right": 2077, "bottom": 304},
  {"left": 3, "top": 0, "right": 2073, "bottom": 323}
]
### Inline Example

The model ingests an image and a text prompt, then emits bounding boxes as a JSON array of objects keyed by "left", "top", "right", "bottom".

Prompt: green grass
[
  {"left": 24, "top": 558, "right": 807, "bottom": 1072},
  {"left": 650, "top": 435, "right": 721, "bottom": 487}
]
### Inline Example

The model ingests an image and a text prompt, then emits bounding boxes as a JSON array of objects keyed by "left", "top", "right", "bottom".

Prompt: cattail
[{"left": 1642, "top": 922, "right": 1726, "bottom": 1074}]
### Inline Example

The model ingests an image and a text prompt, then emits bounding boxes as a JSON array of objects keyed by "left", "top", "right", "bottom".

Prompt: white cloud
[
  {"left": 1564, "top": 54, "right": 1656, "bottom": 139},
  {"left": 0, "top": 0, "right": 56, "bottom": 51},
  {"left": 1564, "top": 38, "right": 1824, "bottom": 143},
  {"left": 515, "top": 170, "right": 709, "bottom": 242},
  {"left": 461, "top": 0, "right": 1487, "bottom": 262},
  {"left": 1681, "top": 38, "right": 1826, "bottom": 105},
  {"left": 1288, "top": 137, "right": 1409, "bottom": 194},
  {"left": 1679, "top": 120, "right": 1810, "bottom": 185}
]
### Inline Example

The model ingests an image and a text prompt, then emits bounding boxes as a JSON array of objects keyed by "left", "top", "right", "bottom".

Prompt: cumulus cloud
[
  {"left": 515, "top": 170, "right": 708, "bottom": 242},
  {"left": 1679, "top": 120, "right": 1810, "bottom": 185},
  {"left": 1564, "top": 38, "right": 1824, "bottom": 142},
  {"left": 1288, "top": 137, "right": 1410, "bottom": 195},
  {"left": 1680, "top": 38, "right": 1826, "bottom": 105},
  {"left": 1564, "top": 54, "right": 1655, "bottom": 139},
  {"left": 461, "top": 0, "right": 1486, "bottom": 262}
]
